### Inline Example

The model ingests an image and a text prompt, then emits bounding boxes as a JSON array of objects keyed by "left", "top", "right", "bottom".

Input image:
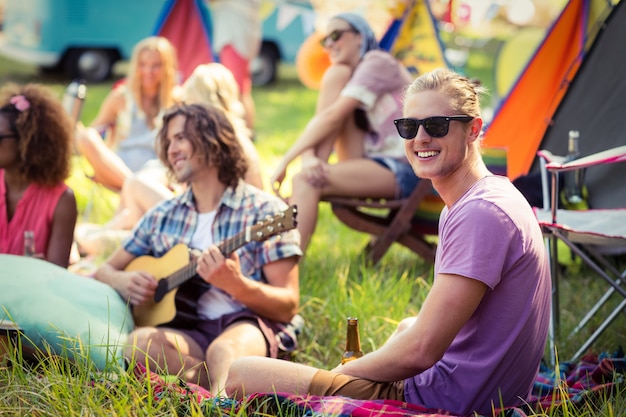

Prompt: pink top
[
  {"left": 0, "top": 170, "right": 68, "bottom": 256},
  {"left": 341, "top": 50, "right": 413, "bottom": 160}
]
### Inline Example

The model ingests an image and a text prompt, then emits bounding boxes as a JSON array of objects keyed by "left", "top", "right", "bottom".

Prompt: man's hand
[
  {"left": 120, "top": 270, "right": 158, "bottom": 306},
  {"left": 196, "top": 246, "right": 243, "bottom": 294}
]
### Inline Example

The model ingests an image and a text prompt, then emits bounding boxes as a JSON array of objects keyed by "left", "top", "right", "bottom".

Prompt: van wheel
[
  {"left": 251, "top": 42, "right": 279, "bottom": 86},
  {"left": 64, "top": 49, "right": 116, "bottom": 82}
]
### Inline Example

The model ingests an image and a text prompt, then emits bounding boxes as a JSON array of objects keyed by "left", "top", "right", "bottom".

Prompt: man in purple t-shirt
[{"left": 225, "top": 68, "right": 551, "bottom": 416}]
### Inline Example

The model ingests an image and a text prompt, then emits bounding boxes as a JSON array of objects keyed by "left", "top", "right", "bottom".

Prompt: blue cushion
[{"left": 0, "top": 254, "right": 133, "bottom": 370}]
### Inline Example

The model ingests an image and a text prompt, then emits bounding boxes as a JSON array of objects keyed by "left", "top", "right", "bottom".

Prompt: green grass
[{"left": 0, "top": 56, "right": 624, "bottom": 416}]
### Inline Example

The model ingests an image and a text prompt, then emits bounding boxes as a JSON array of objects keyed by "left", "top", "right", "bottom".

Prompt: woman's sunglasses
[
  {"left": 394, "top": 115, "right": 474, "bottom": 139},
  {"left": 0, "top": 133, "right": 17, "bottom": 142},
  {"left": 319, "top": 29, "right": 358, "bottom": 46}
]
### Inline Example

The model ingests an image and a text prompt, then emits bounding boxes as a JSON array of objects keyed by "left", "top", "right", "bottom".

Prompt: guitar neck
[
  {"left": 218, "top": 228, "right": 249, "bottom": 257},
  {"left": 156, "top": 205, "right": 296, "bottom": 298},
  {"left": 165, "top": 229, "right": 248, "bottom": 291}
]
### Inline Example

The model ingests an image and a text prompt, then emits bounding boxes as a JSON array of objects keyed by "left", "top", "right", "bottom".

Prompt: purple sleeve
[{"left": 437, "top": 200, "right": 523, "bottom": 289}]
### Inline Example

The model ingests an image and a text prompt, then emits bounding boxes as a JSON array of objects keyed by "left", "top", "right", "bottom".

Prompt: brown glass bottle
[
  {"left": 341, "top": 317, "right": 364, "bottom": 364},
  {"left": 23, "top": 230, "right": 35, "bottom": 257}
]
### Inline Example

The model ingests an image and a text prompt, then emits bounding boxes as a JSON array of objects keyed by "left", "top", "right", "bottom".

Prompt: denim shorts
[{"left": 371, "top": 156, "right": 420, "bottom": 198}]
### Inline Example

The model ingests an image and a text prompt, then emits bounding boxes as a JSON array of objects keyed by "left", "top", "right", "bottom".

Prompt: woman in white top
[{"left": 75, "top": 36, "right": 180, "bottom": 192}]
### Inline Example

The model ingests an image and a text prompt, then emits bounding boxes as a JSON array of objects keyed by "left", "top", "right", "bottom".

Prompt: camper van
[
  {"left": 0, "top": 1, "right": 168, "bottom": 81},
  {"left": 0, "top": 0, "right": 314, "bottom": 85}
]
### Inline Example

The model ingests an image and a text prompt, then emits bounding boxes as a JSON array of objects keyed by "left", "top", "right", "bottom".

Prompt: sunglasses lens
[
  {"left": 395, "top": 119, "right": 417, "bottom": 139},
  {"left": 423, "top": 117, "right": 449, "bottom": 138},
  {"left": 320, "top": 30, "right": 349, "bottom": 46}
]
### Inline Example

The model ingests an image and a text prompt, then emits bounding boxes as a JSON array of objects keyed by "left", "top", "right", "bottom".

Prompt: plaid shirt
[{"left": 123, "top": 180, "right": 302, "bottom": 282}]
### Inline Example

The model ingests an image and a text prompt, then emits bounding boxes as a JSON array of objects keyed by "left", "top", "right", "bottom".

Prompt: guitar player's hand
[
  {"left": 196, "top": 246, "right": 243, "bottom": 294},
  {"left": 120, "top": 270, "right": 157, "bottom": 306}
]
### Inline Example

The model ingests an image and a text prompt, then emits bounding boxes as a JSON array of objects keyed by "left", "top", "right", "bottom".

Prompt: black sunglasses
[
  {"left": 0, "top": 133, "right": 16, "bottom": 141},
  {"left": 319, "top": 29, "right": 357, "bottom": 46},
  {"left": 394, "top": 115, "right": 474, "bottom": 139}
]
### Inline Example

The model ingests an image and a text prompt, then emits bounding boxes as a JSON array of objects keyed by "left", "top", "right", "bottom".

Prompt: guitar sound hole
[
  {"left": 167, "top": 277, "right": 211, "bottom": 328},
  {"left": 154, "top": 280, "right": 170, "bottom": 302}
]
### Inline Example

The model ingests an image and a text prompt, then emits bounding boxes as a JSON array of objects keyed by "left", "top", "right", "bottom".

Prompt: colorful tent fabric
[
  {"left": 380, "top": 0, "right": 449, "bottom": 76},
  {"left": 153, "top": 0, "right": 215, "bottom": 81},
  {"left": 533, "top": 0, "right": 626, "bottom": 209},
  {"left": 484, "top": 0, "right": 623, "bottom": 184},
  {"left": 483, "top": 0, "right": 588, "bottom": 180}
]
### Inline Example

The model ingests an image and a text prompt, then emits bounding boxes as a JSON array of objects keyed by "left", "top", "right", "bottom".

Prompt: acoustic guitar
[{"left": 126, "top": 205, "right": 297, "bottom": 328}]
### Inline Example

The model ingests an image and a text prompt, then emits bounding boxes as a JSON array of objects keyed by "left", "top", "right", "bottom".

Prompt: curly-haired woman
[{"left": 0, "top": 83, "right": 78, "bottom": 267}]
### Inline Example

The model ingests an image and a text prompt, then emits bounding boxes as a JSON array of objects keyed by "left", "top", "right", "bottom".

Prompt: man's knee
[
  {"left": 207, "top": 323, "right": 267, "bottom": 362},
  {"left": 124, "top": 327, "right": 164, "bottom": 362},
  {"left": 223, "top": 357, "right": 252, "bottom": 398}
]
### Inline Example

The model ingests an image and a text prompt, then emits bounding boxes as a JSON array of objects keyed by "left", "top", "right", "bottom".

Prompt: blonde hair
[
  {"left": 404, "top": 67, "right": 487, "bottom": 119},
  {"left": 126, "top": 36, "right": 179, "bottom": 110},
  {"left": 182, "top": 63, "right": 248, "bottom": 137}
]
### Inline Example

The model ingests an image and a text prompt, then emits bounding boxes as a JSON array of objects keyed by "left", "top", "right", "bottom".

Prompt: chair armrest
[
  {"left": 545, "top": 145, "right": 626, "bottom": 173},
  {"left": 538, "top": 144, "right": 626, "bottom": 220},
  {"left": 537, "top": 149, "right": 566, "bottom": 165}
]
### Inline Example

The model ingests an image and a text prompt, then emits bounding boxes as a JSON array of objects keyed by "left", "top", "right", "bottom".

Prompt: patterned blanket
[{"left": 130, "top": 349, "right": 625, "bottom": 417}]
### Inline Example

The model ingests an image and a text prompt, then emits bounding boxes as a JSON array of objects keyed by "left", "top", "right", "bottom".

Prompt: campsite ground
[{"left": 1, "top": 49, "right": 625, "bottom": 416}]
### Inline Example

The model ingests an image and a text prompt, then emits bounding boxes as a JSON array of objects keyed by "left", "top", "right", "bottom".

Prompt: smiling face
[
  {"left": 320, "top": 18, "right": 362, "bottom": 67},
  {"left": 137, "top": 49, "right": 164, "bottom": 90},
  {"left": 402, "top": 90, "right": 480, "bottom": 182},
  {"left": 166, "top": 114, "right": 209, "bottom": 184}
]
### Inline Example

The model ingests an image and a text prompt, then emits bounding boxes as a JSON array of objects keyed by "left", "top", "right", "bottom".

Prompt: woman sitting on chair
[{"left": 270, "top": 12, "right": 417, "bottom": 253}]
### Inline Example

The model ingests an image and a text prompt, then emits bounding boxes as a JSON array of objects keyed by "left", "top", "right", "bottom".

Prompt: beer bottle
[
  {"left": 62, "top": 79, "right": 87, "bottom": 126},
  {"left": 23, "top": 230, "right": 35, "bottom": 257},
  {"left": 341, "top": 317, "right": 364, "bottom": 364},
  {"left": 563, "top": 130, "right": 583, "bottom": 205}
]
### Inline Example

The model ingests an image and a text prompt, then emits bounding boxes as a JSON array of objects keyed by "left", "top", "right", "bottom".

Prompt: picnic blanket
[{"left": 129, "top": 348, "right": 625, "bottom": 417}]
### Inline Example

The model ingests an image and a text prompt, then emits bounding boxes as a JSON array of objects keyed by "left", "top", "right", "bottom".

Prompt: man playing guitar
[{"left": 95, "top": 103, "right": 302, "bottom": 395}]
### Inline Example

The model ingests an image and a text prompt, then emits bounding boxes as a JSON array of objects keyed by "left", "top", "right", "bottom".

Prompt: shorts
[
  {"left": 309, "top": 369, "right": 405, "bottom": 401},
  {"left": 371, "top": 157, "right": 420, "bottom": 199},
  {"left": 175, "top": 309, "right": 297, "bottom": 359}
]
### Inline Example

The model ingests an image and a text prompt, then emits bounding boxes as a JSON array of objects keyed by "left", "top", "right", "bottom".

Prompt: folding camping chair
[
  {"left": 323, "top": 147, "right": 507, "bottom": 265},
  {"left": 535, "top": 145, "right": 626, "bottom": 363},
  {"left": 323, "top": 178, "right": 440, "bottom": 265}
]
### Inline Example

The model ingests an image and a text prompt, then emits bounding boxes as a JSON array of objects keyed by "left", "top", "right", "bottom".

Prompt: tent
[
  {"left": 484, "top": 0, "right": 625, "bottom": 208},
  {"left": 534, "top": 0, "right": 626, "bottom": 209},
  {"left": 380, "top": 0, "right": 449, "bottom": 76},
  {"left": 153, "top": 0, "right": 215, "bottom": 81},
  {"left": 483, "top": 0, "right": 589, "bottom": 180}
]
